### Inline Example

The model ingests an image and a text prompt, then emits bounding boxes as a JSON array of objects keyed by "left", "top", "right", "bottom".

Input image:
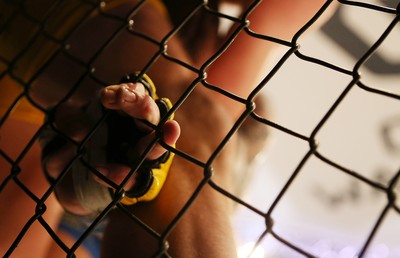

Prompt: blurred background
[{"left": 233, "top": 1, "right": 400, "bottom": 257}]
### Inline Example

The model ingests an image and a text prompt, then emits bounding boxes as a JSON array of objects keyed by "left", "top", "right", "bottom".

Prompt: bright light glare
[{"left": 237, "top": 242, "right": 265, "bottom": 258}]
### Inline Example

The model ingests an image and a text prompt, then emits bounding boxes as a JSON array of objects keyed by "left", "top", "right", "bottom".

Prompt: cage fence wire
[{"left": 0, "top": 0, "right": 400, "bottom": 257}]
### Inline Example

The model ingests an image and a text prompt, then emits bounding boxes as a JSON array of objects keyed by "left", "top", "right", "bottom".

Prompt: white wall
[{"left": 234, "top": 1, "right": 400, "bottom": 257}]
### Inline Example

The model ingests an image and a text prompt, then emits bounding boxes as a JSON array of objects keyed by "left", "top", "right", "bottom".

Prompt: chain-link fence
[{"left": 1, "top": 0, "right": 399, "bottom": 257}]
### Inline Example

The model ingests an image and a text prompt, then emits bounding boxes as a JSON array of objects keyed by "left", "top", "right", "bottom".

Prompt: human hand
[{"left": 41, "top": 79, "right": 180, "bottom": 216}]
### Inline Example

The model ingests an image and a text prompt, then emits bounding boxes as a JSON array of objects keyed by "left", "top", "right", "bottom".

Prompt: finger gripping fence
[{"left": 1, "top": 0, "right": 400, "bottom": 257}]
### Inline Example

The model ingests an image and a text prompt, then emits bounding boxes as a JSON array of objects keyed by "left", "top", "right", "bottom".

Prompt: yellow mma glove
[
  {"left": 40, "top": 72, "right": 175, "bottom": 216},
  {"left": 116, "top": 72, "right": 175, "bottom": 206}
]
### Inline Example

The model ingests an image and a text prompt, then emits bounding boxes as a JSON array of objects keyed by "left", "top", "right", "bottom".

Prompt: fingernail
[
  {"left": 122, "top": 86, "right": 137, "bottom": 103},
  {"left": 103, "top": 88, "right": 117, "bottom": 104}
]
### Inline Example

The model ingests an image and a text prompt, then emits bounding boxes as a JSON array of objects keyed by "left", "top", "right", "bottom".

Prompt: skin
[
  {"left": 97, "top": 1, "right": 336, "bottom": 257},
  {"left": 0, "top": 0, "right": 336, "bottom": 257}
]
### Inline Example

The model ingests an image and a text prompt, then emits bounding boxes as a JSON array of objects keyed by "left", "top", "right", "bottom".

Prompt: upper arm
[{"left": 206, "top": 0, "right": 337, "bottom": 118}]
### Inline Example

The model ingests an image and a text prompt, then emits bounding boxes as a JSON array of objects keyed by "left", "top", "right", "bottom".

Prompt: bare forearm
[{"left": 102, "top": 163, "right": 237, "bottom": 258}]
